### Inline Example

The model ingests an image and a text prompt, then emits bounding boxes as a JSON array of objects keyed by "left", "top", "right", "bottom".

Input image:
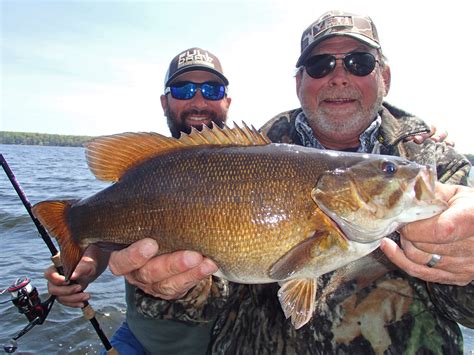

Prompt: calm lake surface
[
  {"left": 0, "top": 144, "right": 473, "bottom": 354},
  {"left": 0, "top": 144, "right": 124, "bottom": 354}
]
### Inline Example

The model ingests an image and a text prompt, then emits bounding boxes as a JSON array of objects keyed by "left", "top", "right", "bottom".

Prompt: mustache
[{"left": 318, "top": 88, "right": 362, "bottom": 101}]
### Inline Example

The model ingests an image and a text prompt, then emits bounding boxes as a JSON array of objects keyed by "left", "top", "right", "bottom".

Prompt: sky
[{"left": 1, "top": 0, "right": 473, "bottom": 154}]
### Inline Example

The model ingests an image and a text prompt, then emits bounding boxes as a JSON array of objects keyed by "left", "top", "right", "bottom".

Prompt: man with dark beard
[
  {"left": 161, "top": 47, "right": 231, "bottom": 138},
  {"left": 44, "top": 47, "right": 230, "bottom": 354}
]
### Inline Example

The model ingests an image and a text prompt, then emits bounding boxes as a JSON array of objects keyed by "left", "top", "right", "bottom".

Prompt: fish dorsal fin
[
  {"left": 85, "top": 122, "right": 270, "bottom": 182},
  {"left": 85, "top": 132, "right": 185, "bottom": 182},
  {"left": 178, "top": 122, "right": 270, "bottom": 146}
]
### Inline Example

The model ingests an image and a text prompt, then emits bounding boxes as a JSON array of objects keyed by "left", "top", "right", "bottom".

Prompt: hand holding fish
[
  {"left": 380, "top": 183, "right": 474, "bottom": 286},
  {"left": 108, "top": 238, "right": 218, "bottom": 299},
  {"left": 44, "top": 245, "right": 110, "bottom": 308}
]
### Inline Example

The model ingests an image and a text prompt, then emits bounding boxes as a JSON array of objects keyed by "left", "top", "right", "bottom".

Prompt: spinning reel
[{"left": 0, "top": 276, "right": 54, "bottom": 353}]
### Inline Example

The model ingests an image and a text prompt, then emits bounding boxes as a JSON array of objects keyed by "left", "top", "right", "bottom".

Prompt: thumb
[
  {"left": 109, "top": 238, "right": 159, "bottom": 276},
  {"left": 69, "top": 259, "right": 96, "bottom": 283}
]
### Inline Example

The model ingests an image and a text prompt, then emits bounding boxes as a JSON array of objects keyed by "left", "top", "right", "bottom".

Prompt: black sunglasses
[
  {"left": 304, "top": 52, "right": 378, "bottom": 79},
  {"left": 165, "top": 81, "right": 227, "bottom": 101}
]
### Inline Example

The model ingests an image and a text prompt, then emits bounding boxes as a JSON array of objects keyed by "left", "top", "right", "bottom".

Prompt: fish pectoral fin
[
  {"left": 269, "top": 230, "right": 348, "bottom": 280},
  {"left": 278, "top": 278, "right": 317, "bottom": 329},
  {"left": 32, "top": 200, "right": 83, "bottom": 281},
  {"left": 269, "top": 232, "right": 324, "bottom": 280}
]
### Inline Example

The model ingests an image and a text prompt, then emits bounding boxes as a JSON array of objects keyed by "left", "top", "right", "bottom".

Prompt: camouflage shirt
[{"left": 128, "top": 103, "right": 473, "bottom": 355}]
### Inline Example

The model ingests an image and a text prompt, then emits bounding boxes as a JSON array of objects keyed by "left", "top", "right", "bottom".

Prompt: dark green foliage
[{"left": 0, "top": 131, "right": 94, "bottom": 147}]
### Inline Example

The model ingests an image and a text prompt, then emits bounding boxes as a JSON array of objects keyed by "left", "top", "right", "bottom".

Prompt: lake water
[
  {"left": 0, "top": 144, "right": 124, "bottom": 354},
  {"left": 0, "top": 144, "right": 473, "bottom": 354}
]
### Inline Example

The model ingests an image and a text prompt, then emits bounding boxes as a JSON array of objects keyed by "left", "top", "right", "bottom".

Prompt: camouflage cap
[
  {"left": 164, "top": 47, "right": 229, "bottom": 87},
  {"left": 296, "top": 10, "right": 381, "bottom": 67}
]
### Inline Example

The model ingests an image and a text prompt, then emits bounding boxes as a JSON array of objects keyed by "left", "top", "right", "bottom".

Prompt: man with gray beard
[
  {"left": 207, "top": 11, "right": 473, "bottom": 353},
  {"left": 110, "top": 10, "right": 473, "bottom": 354}
]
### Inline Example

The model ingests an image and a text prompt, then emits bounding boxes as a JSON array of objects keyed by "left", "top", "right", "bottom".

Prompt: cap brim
[
  {"left": 296, "top": 33, "right": 381, "bottom": 67},
  {"left": 165, "top": 66, "right": 229, "bottom": 86}
]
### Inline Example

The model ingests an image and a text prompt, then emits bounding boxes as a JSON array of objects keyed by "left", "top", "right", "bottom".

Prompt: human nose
[
  {"left": 189, "top": 89, "right": 209, "bottom": 108},
  {"left": 328, "top": 59, "right": 349, "bottom": 86}
]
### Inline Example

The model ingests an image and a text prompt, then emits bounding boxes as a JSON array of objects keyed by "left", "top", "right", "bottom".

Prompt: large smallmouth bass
[{"left": 32, "top": 124, "right": 447, "bottom": 328}]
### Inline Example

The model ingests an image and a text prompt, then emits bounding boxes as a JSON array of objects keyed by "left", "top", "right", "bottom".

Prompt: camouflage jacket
[{"left": 128, "top": 103, "right": 473, "bottom": 355}]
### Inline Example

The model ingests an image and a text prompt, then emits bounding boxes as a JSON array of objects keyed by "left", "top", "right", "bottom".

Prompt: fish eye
[{"left": 381, "top": 161, "right": 397, "bottom": 175}]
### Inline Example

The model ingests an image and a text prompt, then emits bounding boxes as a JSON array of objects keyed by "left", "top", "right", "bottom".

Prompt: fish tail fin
[{"left": 32, "top": 200, "right": 82, "bottom": 280}]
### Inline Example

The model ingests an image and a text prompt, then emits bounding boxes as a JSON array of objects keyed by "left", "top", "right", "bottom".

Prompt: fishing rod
[{"left": 0, "top": 153, "right": 117, "bottom": 354}]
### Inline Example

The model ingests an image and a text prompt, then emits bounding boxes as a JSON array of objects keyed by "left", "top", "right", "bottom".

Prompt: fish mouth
[
  {"left": 413, "top": 165, "right": 437, "bottom": 201},
  {"left": 403, "top": 165, "right": 448, "bottom": 218}
]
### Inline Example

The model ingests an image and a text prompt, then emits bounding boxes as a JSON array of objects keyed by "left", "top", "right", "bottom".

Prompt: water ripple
[{"left": 1, "top": 145, "right": 123, "bottom": 353}]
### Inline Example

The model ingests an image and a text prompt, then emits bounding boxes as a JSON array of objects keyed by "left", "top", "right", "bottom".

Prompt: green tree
[{"left": 0, "top": 131, "right": 93, "bottom": 147}]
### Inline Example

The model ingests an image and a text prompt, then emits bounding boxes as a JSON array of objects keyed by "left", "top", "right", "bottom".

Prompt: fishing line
[{"left": 0, "top": 153, "right": 117, "bottom": 354}]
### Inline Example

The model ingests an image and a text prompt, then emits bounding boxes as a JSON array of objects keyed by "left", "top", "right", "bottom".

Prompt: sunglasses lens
[
  {"left": 170, "top": 82, "right": 197, "bottom": 100},
  {"left": 201, "top": 82, "right": 226, "bottom": 100},
  {"left": 169, "top": 82, "right": 225, "bottom": 100},
  {"left": 344, "top": 52, "right": 376, "bottom": 76},
  {"left": 304, "top": 52, "right": 377, "bottom": 79},
  {"left": 305, "top": 55, "right": 336, "bottom": 79}
]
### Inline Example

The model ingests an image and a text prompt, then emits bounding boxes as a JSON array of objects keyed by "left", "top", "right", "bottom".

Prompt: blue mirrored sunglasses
[{"left": 165, "top": 81, "right": 227, "bottom": 101}]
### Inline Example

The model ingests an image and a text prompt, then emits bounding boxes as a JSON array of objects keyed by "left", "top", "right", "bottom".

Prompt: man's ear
[
  {"left": 381, "top": 65, "right": 391, "bottom": 95},
  {"left": 160, "top": 94, "right": 168, "bottom": 114},
  {"left": 225, "top": 96, "right": 232, "bottom": 108}
]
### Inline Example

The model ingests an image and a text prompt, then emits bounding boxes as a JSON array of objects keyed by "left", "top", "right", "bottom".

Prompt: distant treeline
[{"left": 0, "top": 131, "right": 93, "bottom": 147}]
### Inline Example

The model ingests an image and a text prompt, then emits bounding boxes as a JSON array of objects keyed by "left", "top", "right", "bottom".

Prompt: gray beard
[{"left": 303, "top": 76, "right": 386, "bottom": 136}]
